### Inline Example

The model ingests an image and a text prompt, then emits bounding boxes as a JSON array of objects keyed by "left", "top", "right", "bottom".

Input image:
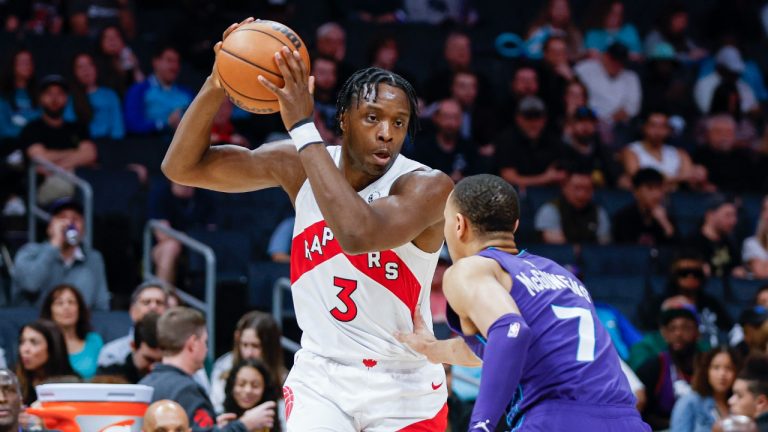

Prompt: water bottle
[{"left": 65, "top": 224, "right": 79, "bottom": 246}]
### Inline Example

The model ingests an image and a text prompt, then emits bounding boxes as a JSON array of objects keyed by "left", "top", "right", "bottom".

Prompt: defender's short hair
[
  {"left": 157, "top": 307, "right": 205, "bottom": 355},
  {"left": 452, "top": 174, "right": 520, "bottom": 235}
]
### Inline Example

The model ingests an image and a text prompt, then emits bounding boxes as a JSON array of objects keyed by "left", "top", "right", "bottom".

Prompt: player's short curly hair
[
  {"left": 452, "top": 174, "right": 520, "bottom": 235},
  {"left": 336, "top": 67, "right": 419, "bottom": 142}
]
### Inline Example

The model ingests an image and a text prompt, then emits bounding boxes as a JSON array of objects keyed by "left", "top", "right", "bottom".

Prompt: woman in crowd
[
  {"left": 584, "top": 0, "right": 642, "bottom": 60},
  {"left": 743, "top": 196, "right": 768, "bottom": 279},
  {"left": 219, "top": 359, "right": 281, "bottom": 431},
  {"left": 65, "top": 52, "right": 124, "bottom": 140},
  {"left": 40, "top": 285, "right": 104, "bottom": 379},
  {"left": 644, "top": 2, "right": 707, "bottom": 63},
  {"left": 527, "top": 0, "right": 584, "bottom": 60},
  {"left": 0, "top": 48, "right": 39, "bottom": 140},
  {"left": 210, "top": 311, "right": 285, "bottom": 414},
  {"left": 670, "top": 347, "right": 741, "bottom": 431},
  {"left": 95, "top": 25, "right": 144, "bottom": 96},
  {"left": 15, "top": 319, "right": 79, "bottom": 405}
]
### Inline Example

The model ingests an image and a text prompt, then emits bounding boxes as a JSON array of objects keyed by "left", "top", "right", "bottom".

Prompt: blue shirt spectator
[
  {"left": 583, "top": 0, "right": 642, "bottom": 57},
  {"left": 69, "top": 332, "right": 104, "bottom": 379},
  {"left": 267, "top": 217, "right": 294, "bottom": 263},
  {"left": 64, "top": 52, "right": 124, "bottom": 140},
  {"left": 124, "top": 46, "right": 192, "bottom": 135}
]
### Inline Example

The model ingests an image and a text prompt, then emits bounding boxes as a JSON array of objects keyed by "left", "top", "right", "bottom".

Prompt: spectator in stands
[
  {"left": 583, "top": 0, "right": 642, "bottom": 59},
  {"left": 148, "top": 179, "right": 216, "bottom": 285},
  {"left": 40, "top": 284, "right": 104, "bottom": 379},
  {"left": 706, "top": 81, "right": 760, "bottom": 151},
  {"left": 99, "top": 281, "right": 167, "bottom": 367},
  {"left": 0, "top": 49, "right": 39, "bottom": 140},
  {"left": 124, "top": 45, "right": 192, "bottom": 135},
  {"left": 448, "top": 70, "right": 496, "bottom": 149},
  {"left": 644, "top": 2, "right": 707, "bottom": 63},
  {"left": 143, "top": 400, "right": 190, "bottom": 432},
  {"left": 0, "top": 369, "right": 24, "bottom": 432},
  {"left": 694, "top": 115, "right": 758, "bottom": 193},
  {"left": 348, "top": 1, "right": 402, "bottom": 24},
  {"left": 211, "top": 311, "right": 285, "bottom": 415},
  {"left": 140, "top": 307, "right": 272, "bottom": 431},
  {"left": 96, "top": 312, "right": 161, "bottom": 383},
  {"left": 314, "top": 22, "right": 354, "bottom": 86},
  {"left": 637, "top": 305, "right": 701, "bottom": 430},
  {"left": 501, "top": 64, "right": 540, "bottom": 119},
  {"left": 368, "top": 35, "right": 405, "bottom": 77},
  {"left": 622, "top": 110, "right": 706, "bottom": 190},
  {"left": 534, "top": 166, "right": 611, "bottom": 244},
  {"left": 729, "top": 355, "right": 768, "bottom": 431},
  {"left": 526, "top": 0, "right": 584, "bottom": 60},
  {"left": 69, "top": 0, "right": 135, "bottom": 38},
  {"left": 639, "top": 249, "right": 733, "bottom": 340},
  {"left": 562, "top": 80, "right": 588, "bottom": 125},
  {"left": 575, "top": 42, "right": 641, "bottom": 141},
  {"left": 22, "top": 74, "right": 97, "bottom": 203},
  {"left": 210, "top": 99, "right": 249, "bottom": 147},
  {"left": 22, "top": 1, "right": 64, "bottom": 35},
  {"left": 12, "top": 198, "right": 110, "bottom": 311},
  {"left": 494, "top": 96, "right": 565, "bottom": 189},
  {"left": 641, "top": 43, "right": 698, "bottom": 125},
  {"left": 538, "top": 35, "right": 575, "bottom": 121},
  {"left": 95, "top": 25, "right": 144, "bottom": 97},
  {"left": 613, "top": 168, "right": 677, "bottom": 245},
  {"left": 413, "top": 99, "right": 474, "bottom": 182},
  {"left": 311, "top": 56, "right": 340, "bottom": 145},
  {"left": 733, "top": 307, "right": 768, "bottom": 358},
  {"left": 671, "top": 347, "right": 742, "bottom": 432},
  {"left": 65, "top": 52, "right": 125, "bottom": 140},
  {"left": 743, "top": 197, "right": 768, "bottom": 279},
  {"left": 267, "top": 217, "right": 293, "bottom": 264},
  {"left": 15, "top": 319, "right": 78, "bottom": 405},
  {"left": 219, "top": 359, "right": 277, "bottom": 430},
  {"left": 687, "top": 195, "right": 745, "bottom": 278},
  {"left": 423, "top": 32, "right": 490, "bottom": 105},
  {"left": 560, "top": 106, "right": 618, "bottom": 187},
  {"left": 695, "top": 46, "right": 760, "bottom": 116}
]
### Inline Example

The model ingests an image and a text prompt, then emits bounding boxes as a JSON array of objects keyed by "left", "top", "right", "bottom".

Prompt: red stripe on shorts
[{"left": 398, "top": 403, "right": 448, "bottom": 431}]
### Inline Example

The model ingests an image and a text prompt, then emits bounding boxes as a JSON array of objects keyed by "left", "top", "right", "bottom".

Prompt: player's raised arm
[
  {"left": 161, "top": 19, "right": 304, "bottom": 197},
  {"left": 259, "top": 47, "right": 453, "bottom": 254},
  {"left": 445, "top": 256, "right": 532, "bottom": 431}
]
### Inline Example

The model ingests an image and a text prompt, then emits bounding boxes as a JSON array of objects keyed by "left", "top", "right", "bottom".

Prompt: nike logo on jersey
[
  {"left": 431, "top": 381, "right": 443, "bottom": 390},
  {"left": 508, "top": 322, "right": 520, "bottom": 338},
  {"left": 470, "top": 420, "right": 491, "bottom": 431}
]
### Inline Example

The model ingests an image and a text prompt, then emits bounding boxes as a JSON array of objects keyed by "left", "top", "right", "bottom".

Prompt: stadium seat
[
  {"left": 76, "top": 168, "right": 143, "bottom": 218},
  {"left": 728, "top": 278, "right": 768, "bottom": 308},
  {"left": 188, "top": 229, "right": 251, "bottom": 284},
  {"left": 595, "top": 188, "right": 634, "bottom": 218},
  {"left": 524, "top": 244, "right": 578, "bottom": 268},
  {"left": 91, "top": 310, "right": 132, "bottom": 343},
  {"left": 580, "top": 244, "right": 652, "bottom": 276},
  {"left": 247, "top": 261, "right": 290, "bottom": 310},
  {"left": 582, "top": 276, "right": 646, "bottom": 325}
]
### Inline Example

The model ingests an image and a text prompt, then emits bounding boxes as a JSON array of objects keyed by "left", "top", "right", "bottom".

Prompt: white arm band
[{"left": 288, "top": 121, "right": 324, "bottom": 152}]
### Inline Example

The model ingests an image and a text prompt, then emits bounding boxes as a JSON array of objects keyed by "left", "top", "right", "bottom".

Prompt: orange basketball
[{"left": 216, "top": 20, "right": 311, "bottom": 114}]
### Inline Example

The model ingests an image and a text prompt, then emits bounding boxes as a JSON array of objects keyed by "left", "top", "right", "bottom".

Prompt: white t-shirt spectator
[
  {"left": 574, "top": 58, "right": 642, "bottom": 122},
  {"left": 534, "top": 201, "right": 612, "bottom": 244},
  {"left": 694, "top": 73, "right": 758, "bottom": 114},
  {"left": 743, "top": 236, "right": 768, "bottom": 263}
]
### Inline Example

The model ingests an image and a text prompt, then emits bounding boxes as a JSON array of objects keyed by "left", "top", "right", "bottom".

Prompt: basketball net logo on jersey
[{"left": 289, "top": 146, "right": 440, "bottom": 365}]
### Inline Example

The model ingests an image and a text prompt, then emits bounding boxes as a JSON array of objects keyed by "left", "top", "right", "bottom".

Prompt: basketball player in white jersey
[{"left": 162, "top": 19, "right": 453, "bottom": 430}]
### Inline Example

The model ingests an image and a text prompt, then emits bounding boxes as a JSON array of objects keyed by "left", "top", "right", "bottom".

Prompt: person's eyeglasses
[{"left": 675, "top": 268, "right": 705, "bottom": 279}]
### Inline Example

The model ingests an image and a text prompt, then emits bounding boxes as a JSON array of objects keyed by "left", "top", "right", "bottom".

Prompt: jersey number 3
[
  {"left": 551, "top": 305, "right": 596, "bottom": 362},
  {"left": 330, "top": 277, "right": 358, "bottom": 322}
]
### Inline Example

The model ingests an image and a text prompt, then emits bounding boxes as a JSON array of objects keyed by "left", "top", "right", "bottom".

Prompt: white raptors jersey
[{"left": 290, "top": 146, "right": 441, "bottom": 368}]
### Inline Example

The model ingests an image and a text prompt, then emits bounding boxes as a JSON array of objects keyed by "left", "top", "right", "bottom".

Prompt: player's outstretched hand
[
  {"left": 395, "top": 308, "right": 439, "bottom": 363},
  {"left": 258, "top": 46, "right": 316, "bottom": 132},
  {"left": 210, "top": 17, "right": 256, "bottom": 88}
]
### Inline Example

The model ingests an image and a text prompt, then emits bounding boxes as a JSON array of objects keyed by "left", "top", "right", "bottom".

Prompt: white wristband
[{"left": 288, "top": 121, "right": 323, "bottom": 152}]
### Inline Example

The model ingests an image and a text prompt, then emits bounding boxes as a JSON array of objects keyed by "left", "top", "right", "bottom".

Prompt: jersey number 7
[{"left": 330, "top": 277, "right": 358, "bottom": 322}]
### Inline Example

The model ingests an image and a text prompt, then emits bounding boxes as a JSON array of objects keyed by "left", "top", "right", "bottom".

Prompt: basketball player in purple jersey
[{"left": 398, "top": 174, "right": 650, "bottom": 431}]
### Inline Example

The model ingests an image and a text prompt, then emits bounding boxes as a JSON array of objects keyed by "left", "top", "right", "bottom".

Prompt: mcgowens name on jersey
[{"left": 514, "top": 265, "right": 592, "bottom": 303}]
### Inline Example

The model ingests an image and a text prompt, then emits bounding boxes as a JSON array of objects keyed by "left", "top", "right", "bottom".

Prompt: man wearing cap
[
  {"left": 695, "top": 46, "right": 759, "bottom": 114},
  {"left": 20, "top": 74, "right": 97, "bottom": 204},
  {"left": 574, "top": 42, "right": 641, "bottom": 127},
  {"left": 561, "top": 106, "right": 619, "bottom": 187},
  {"left": 493, "top": 95, "right": 566, "bottom": 189},
  {"left": 636, "top": 304, "right": 701, "bottom": 430},
  {"left": 11, "top": 198, "right": 110, "bottom": 310}
]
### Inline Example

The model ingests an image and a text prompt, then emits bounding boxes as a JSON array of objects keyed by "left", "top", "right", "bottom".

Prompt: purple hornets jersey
[{"left": 448, "top": 248, "right": 637, "bottom": 428}]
